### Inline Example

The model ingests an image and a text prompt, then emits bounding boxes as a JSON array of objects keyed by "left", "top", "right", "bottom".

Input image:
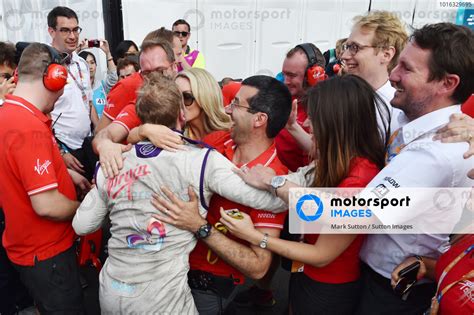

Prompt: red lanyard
[
  {"left": 67, "top": 62, "right": 88, "bottom": 105},
  {"left": 68, "top": 62, "right": 84, "bottom": 91}
]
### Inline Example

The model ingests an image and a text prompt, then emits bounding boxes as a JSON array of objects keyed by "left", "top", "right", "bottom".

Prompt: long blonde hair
[{"left": 176, "top": 68, "right": 230, "bottom": 138}]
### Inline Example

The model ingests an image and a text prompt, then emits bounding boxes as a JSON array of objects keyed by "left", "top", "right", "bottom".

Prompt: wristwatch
[
  {"left": 270, "top": 176, "right": 287, "bottom": 196},
  {"left": 259, "top": 233, "right": 269, "bottom": 249},
  {"left": 195, "top": 223, "right": 212, "bottom": 239}
]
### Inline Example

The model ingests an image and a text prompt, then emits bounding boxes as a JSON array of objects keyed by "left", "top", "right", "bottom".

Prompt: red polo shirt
[
  {"left": 189, "top": 139, "right": 288, "bottom": 284},
  {"left": 303, "top": 157, "right": 379, "bottom": 283},
  {"left": 103, "top": 72, "right": 143, "bottom": 121},
  {"left": 462, "top": 94, "right": 474, "bottom": 118},
  {"left": 0, "top": 95, "right": 76, "bottom": 266},
  {"left": 112, "top": 103, "right": 141, "bottom": 132},
  {"left": 435, "top": 234, "right": 474, "bottom": 315},
  {"left": 275, "top": 98, "right": 310, "bottom": 172}
]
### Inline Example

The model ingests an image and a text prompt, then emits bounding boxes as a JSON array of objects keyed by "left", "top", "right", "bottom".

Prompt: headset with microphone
[
  {"left": 295, "top": 43, "right": 328, "bottom": 87},
  {"left": 15, "top": 42, "right": 69, "bottom": 92}
]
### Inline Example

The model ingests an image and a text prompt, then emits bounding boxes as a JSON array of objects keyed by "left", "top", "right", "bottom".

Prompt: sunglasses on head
[
  {"left": 173, "top": 31, "right": 189, "bottom": 37},
  {"left": 182, "top": 92, "right": 195, "bottom": 106}
]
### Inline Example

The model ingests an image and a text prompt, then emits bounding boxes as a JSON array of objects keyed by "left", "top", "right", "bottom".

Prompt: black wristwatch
[{"left": 195, "top": 223, "right": 212, "bottom": 239}]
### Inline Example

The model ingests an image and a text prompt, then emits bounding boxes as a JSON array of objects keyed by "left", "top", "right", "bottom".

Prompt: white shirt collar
[{"left": 400, "top": 105, "right": 461, "bottom": 145}]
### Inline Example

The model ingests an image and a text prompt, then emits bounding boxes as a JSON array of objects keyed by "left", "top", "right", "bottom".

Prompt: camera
[{"left": 88, "top": 39, "right": 101, "bottom": 48}]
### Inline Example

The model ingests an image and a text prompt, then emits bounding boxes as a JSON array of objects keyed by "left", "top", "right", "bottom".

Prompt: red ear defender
[
  {"left": 13, "top": 68, "right": 18, "bottom": 84},
  {"left": 43, "top": 63, "right": 68, "bottom": 92},
  {"left": 306, "top": 65, "right": 327, "bottom": 86}
]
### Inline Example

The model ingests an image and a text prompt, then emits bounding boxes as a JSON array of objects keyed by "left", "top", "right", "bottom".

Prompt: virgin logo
[
  {"left": 34, "top": 159, "right": 51, "bottom": 175},
  {"left": 53, "top": 68, "right": 67, "bottom": 80},
  {"left": 107, "top": 164, "right": 151, "bottom": 200}
]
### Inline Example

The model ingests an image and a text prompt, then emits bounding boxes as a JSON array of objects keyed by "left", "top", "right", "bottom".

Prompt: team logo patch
[
  {"left": 135, "top": 143, "right": 162, "bottom": 158},
  {"left": 34, "top": 159, "right": 51, "bottom": 175}
]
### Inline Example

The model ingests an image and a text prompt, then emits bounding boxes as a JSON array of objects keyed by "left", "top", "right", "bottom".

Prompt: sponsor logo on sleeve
[{"left": 34, "top": 159, "right": 51, "bottom": 175}]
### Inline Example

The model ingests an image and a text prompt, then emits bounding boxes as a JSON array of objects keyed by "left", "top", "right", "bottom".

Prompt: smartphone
[
  {"left": 88, "top": 39, "right": 101, "bottom": 48},
  {"left": 393, "top": 261, "right": 420, "bottom": 296}
]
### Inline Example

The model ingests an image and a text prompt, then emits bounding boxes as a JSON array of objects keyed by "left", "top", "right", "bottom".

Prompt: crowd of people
[{"left": 0, "top": 5, "right": 473, "bottom": 315}]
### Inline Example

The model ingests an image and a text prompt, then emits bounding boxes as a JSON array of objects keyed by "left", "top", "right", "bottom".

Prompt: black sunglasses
[
  {"left": 173, "top": 31, "right": 189, "bottom": 37},
  {"left": 182, "top": 92, "right": 195, "bottom": 106}
]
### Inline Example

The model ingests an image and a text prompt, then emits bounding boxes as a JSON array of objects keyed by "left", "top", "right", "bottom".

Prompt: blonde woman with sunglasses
[{"left": 126, "top": 68, "right": 231, "bottom": 148}]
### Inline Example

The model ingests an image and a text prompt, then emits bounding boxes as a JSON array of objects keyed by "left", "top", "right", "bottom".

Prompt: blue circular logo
[{"left": 296, "top": 194, "right": 323, "bottom": 222}]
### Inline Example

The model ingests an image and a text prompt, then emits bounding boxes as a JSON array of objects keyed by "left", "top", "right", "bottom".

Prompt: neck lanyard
[
  {"left": 68, "top": 62, "right": 84, "bottom": 90},
  {"left": 435, "top": 244, "right": 474, "bottom": 304},
  {"left": 68, "top": 62, "right": 88, "bottom": 105}
]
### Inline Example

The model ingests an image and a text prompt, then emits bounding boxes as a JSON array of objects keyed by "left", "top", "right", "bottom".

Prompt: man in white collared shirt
[
  {"left": 356, "top": 23, "right": 474, "bottom": 315},
  {"left": 47, "top": 6, "right": 95, "bottom": 179},
  {"left": 341, "top": 11, "right": 409, "bottom": 134}
]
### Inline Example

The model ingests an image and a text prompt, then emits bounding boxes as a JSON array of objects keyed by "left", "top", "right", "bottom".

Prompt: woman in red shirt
[{"left": 221, "top": 75, "right": 390, "bottom": 314}]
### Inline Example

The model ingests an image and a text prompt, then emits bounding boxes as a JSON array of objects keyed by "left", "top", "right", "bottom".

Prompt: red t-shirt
[
  {"left": 202, "top": 130, "right": 231, "bottom": 151},
  {"left": 275, "top": 98, "right": 310, "bottom": 172},
  {"left": 0, "top": 95, "right": 77, "bottom": 266},
  {"left": 103, "top": 72, "right": 143, "bottom": 121},
  {"left": 303, "top": 157, "right": 380, "bottom": 284},
  {"left": 435, "top": 234, "right": 474, "bottom": 315},
  {"left": 112, "top": 103, "right": 141, "bottom": 132},
  {"left": 462, "top": 94, "right": 474, "bottom": 118},
  {"left": 189, "top": 139, "right": 288, "bottom": 284}
]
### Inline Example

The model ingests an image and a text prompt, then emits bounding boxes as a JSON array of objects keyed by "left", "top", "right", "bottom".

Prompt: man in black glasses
[
  {"left": 47, "top": 6, "right": 97, "bottom": 182},
  {"left": 0, "top": 41, "right": 16, "bottom": 103},
  {"left": 172, "top": 19, "right": 206, "bottom": 70}
]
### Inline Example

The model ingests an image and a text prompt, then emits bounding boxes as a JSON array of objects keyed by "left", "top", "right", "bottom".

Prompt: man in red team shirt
[
  {"left": 92, "top": 39, "right": 177, "bottom": 173},
  {"left": 277, "top": 43, "right": 325, "bottom": 172},
  {"left": 0, "top": 43, "right": 90, "bottom": 313},
  {"left": 95, "top": 27, "right": 182, "bottom": 132},
  {"left": 151, "top": 75, "right": 291, "bottom": 314}
]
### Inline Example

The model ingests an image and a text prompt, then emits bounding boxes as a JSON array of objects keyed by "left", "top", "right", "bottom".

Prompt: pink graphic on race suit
[
  {"left": 126, "top": 218, "right": 167, "bottom": 250},
  {"left": 106, "top": 164, "right": 150, "bottom": 200}
]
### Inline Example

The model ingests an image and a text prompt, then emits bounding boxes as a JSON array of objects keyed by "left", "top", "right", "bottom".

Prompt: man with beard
[{"left": 356, "top": 23, "right": 474, "bottom": 314}]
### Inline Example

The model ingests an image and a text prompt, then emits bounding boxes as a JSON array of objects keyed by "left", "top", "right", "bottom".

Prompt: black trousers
[
  {"left": 13, "top": 246, "right": 85, "bottom": 315},
  {"left": 70, "top": 136, "right": 98, "bottom": 182},
  {"left": 355, "top": 263, "right": 435, "bottom": 315},
  {"left": 0, "top": 209, "right": 33, "bottom": 315},
  {"left": 289, "top": 272, "right": 361, "bottom": 315}
]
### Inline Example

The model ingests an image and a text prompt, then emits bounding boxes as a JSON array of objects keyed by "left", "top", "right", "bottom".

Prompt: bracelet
[
  {"left": 107, "top": 57, "right": 114, "bottom": 62},
  {"left": 414, "top": 255, "right": 423, "bottom": 263}
]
